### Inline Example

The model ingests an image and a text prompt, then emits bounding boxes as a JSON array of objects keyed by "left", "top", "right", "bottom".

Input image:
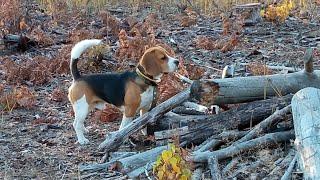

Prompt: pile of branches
[{"left": 79, "top": 48, "right": 320, "bottom": 179}]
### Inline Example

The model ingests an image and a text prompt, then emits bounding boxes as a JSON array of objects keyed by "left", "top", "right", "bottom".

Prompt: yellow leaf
[
  {"left": 162, "top": 150, "right": 173, "bottom": 163},
  {"left": 169, "top": 157, "right": 178, "bottom": 166},
  {"left": 158, "top": 170, "right": 164, "bottom": 180},
  {"left": 168, "top": 172, "right": 175, "bottom": 180},
  {"left": 172, "top": 164, "right": 181, "bottom": 174},
  {"left": 260, "top": 9, "right": 265, "bottom": 17},
  {"left": 180, "top": 175, "right": 188, "bottom": 180}
]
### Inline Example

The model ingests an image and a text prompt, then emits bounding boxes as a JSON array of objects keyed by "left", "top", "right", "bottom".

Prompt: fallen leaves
[
  {"left": 195, "top": 33, "right": 240, "bottom": 52},
  {"left": 96, "top": 104, "right": 122, "bottom": 123},
  {"left": 247, "top": 62, "right": 273, "bottom": 75},
  {"left": 180, "top": 7, "right": 198, "bottom": 27},
  {"left": 0, "top": 86, "right": 36, "bottom": 111},
  {"left": 100, "top": 11, "right": 121, "bottom": 36},
  {"left": 158, "top": 74, "right": 184, "bottom": 103}
]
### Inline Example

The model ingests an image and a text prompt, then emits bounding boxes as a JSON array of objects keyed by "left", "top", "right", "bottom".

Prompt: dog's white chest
[{"left": 139, "top": 86, "right": 155, "bottom": 110}]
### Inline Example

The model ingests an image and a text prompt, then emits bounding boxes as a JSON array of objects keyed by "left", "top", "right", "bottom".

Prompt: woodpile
[{"left": 80, "top": 48, "right": 320, "bottom": 179}]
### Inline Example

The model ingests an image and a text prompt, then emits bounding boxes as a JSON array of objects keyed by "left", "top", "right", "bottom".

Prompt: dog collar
[{"left": 136, "top": 65, "right": 159, "bottom": 86}]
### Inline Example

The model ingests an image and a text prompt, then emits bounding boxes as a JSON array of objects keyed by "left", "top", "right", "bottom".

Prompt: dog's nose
[{"left": 174, "top": 60, "right": 179, "bottom": 66}]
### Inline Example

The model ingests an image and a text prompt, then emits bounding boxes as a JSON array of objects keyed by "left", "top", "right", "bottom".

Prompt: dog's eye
[{"left": 161, "top": 56, "right": 166, "bottom": 60}]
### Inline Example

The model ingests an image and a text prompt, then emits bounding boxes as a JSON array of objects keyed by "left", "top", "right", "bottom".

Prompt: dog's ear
[{"left": 140, "top": 49, "right": 162, "bottom": 76}]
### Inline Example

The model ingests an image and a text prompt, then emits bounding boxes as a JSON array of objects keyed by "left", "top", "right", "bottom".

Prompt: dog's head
[{"left": 139, "top": 46, "right": 179, "bottom": 78}]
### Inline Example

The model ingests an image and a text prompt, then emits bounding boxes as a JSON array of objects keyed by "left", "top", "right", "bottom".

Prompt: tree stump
[
  {"left": 292, "top": 87, "right": 320, "bottom": 179},
  {"left": 233, "top": 3, "right": 262, "bottom": 26}
]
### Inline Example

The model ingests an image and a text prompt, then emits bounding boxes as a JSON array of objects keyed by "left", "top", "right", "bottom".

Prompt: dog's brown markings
[
  {"left": 124, "top": 81, "right": 141, "bottom": 117},
  {"left": 68, "top": 81, "right": 104, "bottom": 110},
  {"left": 139, "top": 47, "right": 171, "bottom": 76}
]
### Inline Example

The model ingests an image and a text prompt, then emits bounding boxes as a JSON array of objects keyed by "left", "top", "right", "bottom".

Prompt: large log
[
  {"left": 98, "top": 88, "right": 190, "bottom": 151},
  {"left": 190, "top": 48, "right": 319, "bottom": 106},
  {"left": 292, "top": 87, "right": 320, "bottom": 179},
  {"left": 152, "top": 95, "right": 292, "bottom": 145}
]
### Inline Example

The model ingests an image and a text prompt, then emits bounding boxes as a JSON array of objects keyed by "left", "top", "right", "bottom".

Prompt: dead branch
[
  {"left": 194, "top": 137, "right": 221, "bottom": 153},
  {"left": 292, "top": 87, "right": 320, "bottom": 179},
  {"left": 222, "top": 157, "right": 241, "bottom": 176},
  {"left": 233, "top": 105, "right": 291, "bottom": 144},
  {"left": 98, "top": 89, "right": 190, "bottom": 152},
  {"left": 192, "top": 130, "right": 294, "bottom": 162},
  {"left": 191, "top": 167, "right": 203, "bottom": 180},
  {"left": 208, "top": 156, "right": 222, "bottom": 180},
  {"left": 281, "top": 153, "right": 298, "bottom": 180},
  {"left": 263, "top": 150, "right": 296, "bottom": 180},
  {"left": 80, "top": 146, "right": 166, "bottom": 175},
  {"left": 190, "top": 49, "right": 319, "bottom": 106}
]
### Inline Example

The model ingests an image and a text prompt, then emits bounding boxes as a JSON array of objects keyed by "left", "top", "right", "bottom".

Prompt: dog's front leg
[
  {"left": 119, "top": 115, "right": 133, "bottom": 130},
  {"left": 140, "top": 108, "right": 148, "bottom": 135}
]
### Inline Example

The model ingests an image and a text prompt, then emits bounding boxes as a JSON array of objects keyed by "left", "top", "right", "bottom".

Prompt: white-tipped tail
[{"left": 71, "top": 39, "right": 102, "bottom": 60}]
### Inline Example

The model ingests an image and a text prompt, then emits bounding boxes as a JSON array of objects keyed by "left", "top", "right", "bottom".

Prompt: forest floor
[{"left": 1, "top": 0, "right": 320, "bottom": 179}]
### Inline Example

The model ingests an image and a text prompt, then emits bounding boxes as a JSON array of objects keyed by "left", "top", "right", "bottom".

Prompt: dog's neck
[{"left": 136, "top": 64, "right": 161, "bottom": 86}]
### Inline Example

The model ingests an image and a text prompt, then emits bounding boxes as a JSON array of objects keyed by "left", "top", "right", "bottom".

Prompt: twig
[
  {"left": 281, "top": 153, "right": 298, "bottom": 180},
  {"left": 174, "top": 73, "right": 193, "bottom": 84},
  {"left": 222, "top": 157, "right": 241, "bottom": 176}
]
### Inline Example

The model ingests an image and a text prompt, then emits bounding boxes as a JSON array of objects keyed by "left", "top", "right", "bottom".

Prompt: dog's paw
[{"left": 78, "top": 138, "right": 90, "bottom": 145}]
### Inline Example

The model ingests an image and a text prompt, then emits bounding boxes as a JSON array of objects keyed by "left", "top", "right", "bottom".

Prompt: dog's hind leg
[{"left": 72, "top": 95, "right": 90, "bottom": 145}]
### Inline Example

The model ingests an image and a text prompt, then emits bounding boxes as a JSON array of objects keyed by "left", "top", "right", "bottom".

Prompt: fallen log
[
  {"left": 152, "top": 95, "right": 292, "bottom": 134},
  {"left": 233, "top": 105, "right": 292, "bottom": 144},
  {"left": 98, "top": 88, "right": 190, "bottom": 151},
  {"left": 179, "top": 95, "right": 292, "bottom": 145},
  {"left": 190, "top": 48, "right": 319, "bottom": 106},
  {"left": 292, "top": 87, "right": 320, "bottom": 179},
  {"left": 192, "top": 130, "right": 295, "bottom": 162}
]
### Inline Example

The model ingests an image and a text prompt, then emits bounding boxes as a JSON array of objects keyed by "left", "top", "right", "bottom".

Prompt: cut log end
[
  {"left": 303, "top": 48, "right": 313, "bottom": 73},
  {"left": 190, "top": 80, "right": 220, "bottom": 106}
]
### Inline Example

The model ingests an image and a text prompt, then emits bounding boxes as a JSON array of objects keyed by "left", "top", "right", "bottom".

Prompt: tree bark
[
  {"left": 292, "top": 87, "right": 320, "bottom": 179},
  {"left": 190, "top": 49, "right": 319, "bottom": 106}
]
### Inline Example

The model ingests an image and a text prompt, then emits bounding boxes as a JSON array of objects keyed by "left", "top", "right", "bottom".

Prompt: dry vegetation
[{"left": 1, "top": 0, "right": 319, "bottom": 179}]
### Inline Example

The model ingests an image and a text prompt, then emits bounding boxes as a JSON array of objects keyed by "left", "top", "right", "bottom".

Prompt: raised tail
[{"left": 70, "top": 39, "right": 102, "bottom": 80}]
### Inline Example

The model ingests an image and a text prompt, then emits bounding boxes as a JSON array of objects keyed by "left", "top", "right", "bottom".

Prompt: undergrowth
[{"left": 153, "top": 144, "right": 192, "bottom": 180}]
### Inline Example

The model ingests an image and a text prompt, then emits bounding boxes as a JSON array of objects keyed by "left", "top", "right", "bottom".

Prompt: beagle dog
[{"left": 68, "top": 39, "right": 179, "bottom": 145}]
